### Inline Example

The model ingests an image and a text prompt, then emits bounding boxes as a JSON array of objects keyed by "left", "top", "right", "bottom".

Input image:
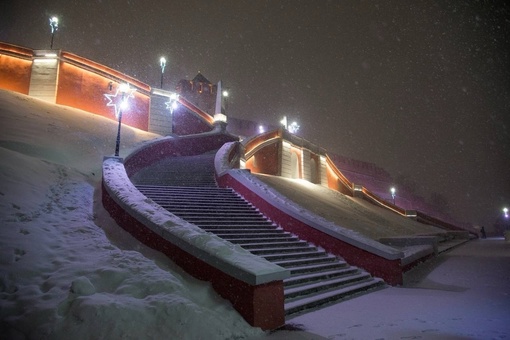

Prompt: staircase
[{"left": 132, "top": 154, "right": 385, "bottom": 317}]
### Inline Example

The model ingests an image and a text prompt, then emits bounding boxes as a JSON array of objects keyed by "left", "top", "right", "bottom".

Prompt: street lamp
[
  {"left": 288, "top": 121, "right": 300, "bottom": 134},
  {"left": 104, "top": 83, "right": 135, "bottom": 157},
  {"left": 390, "top": 187, "right": 396, "bottom": 205},
  {"left": 280, "top": 116, "right": 288, "bottom": 129},
  {"left": 504, "top": 207, "right": 509, "bottom": 218},
  {"left": 49, "top": 16, "right": 59, "bottom": 49},
  {"left": 159, "top": 57, "right": 166, "bottom": 88},
  {"left": 165, "top": 93, "right": 179, "bottom": 114}
]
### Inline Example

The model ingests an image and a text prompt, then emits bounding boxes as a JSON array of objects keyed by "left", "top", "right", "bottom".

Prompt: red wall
[
  {"left": 245, "top": 142, "right": 280, "bottom": 175},
  {"left": 56, "top": 60, "right": 150, "bottom": 131},
  {"left": 171, "top": 107, "right": 214, "bottom": 135},
  {"left": 0, "top": 53, "right": 32, "bottom": 94}
]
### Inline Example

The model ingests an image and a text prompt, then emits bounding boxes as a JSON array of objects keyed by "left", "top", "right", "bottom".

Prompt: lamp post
[
  {"left": 159, "top": 57, "right": 166, "bottom": 88},
  {"left": 288, "top": 121, "right": 300, "bottom": 134},
  {"left": 49, "top": 16, "right": 59, "bottom": 49},
  {"left": 104, "top": 83, "right": 135, "bottom": 157},
  {"left": 390, "top": 187, "right": 396, "bottom": 205}
]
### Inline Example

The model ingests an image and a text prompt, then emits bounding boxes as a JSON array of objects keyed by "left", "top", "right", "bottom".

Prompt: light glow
[
  {"left": 222, "top": 90, "right": 229, "bottom": 97},
  {"left": 280, "top": 116, "right": 287, "bottom": 129},
  {"left": 288, "top": 121, "right": 300, "bottom": 134},
  {"left": 104, "top": 83, "right": 136, "bottom": 118},
  {"left": 164, "top": 93, "right": 179, "bottom": 113},
  {"left": 258, "top": 125, "right": 265, "bottom": 134},
  {"left": 160, "top": 57, "right": 166, "bottom": 73},
  {"left": 214, "top": 113, "right": 227, "bottom": 122},
  {"left": 504, "top": 207, "right": 509, "bottom": 218},
  {"left": 49, "top": 16, "right": 59, "bottom": 33}
]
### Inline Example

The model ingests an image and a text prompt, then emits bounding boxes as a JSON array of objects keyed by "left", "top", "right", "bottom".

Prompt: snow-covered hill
[{"left": 0, "top": 90, "right": 266, "bottom": 339}]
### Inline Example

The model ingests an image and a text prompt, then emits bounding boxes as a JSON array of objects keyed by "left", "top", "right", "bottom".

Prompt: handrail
[
  {"left": 60, "top": 51, "right": 151, "bottom": 95},
  {"left": 0, "top": 42, "right": 33, "bottom": 59},
  {"left": 242, "top": 129, "right": 281, "bottom": 159},
  {"left": 325, "top": 154, "right": 354, "bottom": 194},
  {"left": 177, "top": 95, "right": 215, "bottom": 125}
]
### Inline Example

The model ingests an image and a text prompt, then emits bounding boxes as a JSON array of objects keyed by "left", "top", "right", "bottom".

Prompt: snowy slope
[{"left": 0, "top": 90, "right": 265, "bottom": 339}]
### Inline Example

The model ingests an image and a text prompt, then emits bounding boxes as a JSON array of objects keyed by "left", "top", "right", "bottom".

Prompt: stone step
[
  {"left": 261, "top": 250, "right": 328, "bottom": 262},
  {"left": 172, "top": 211, "right": 265, "bottom": 219},
  {"left": 189, "top": 220, "right": 276, "bottom": 226},
  {"left": 184, "top": 218, "right": 274, "bottom": 225},
  {"left": 284, "top": 272, "right": 371, "bottom": 300},
  {"left": 137, "top": 185, "right": 232, "bottom": 193},
  {"left": 215, "top": 232, "right": 294, "bottom": 239},
  {"left": 287, "top": 261, "right": 349, "bottom": 275},
  {"left": 284, "top": 279, "right": 386, "bottom": 316},
  {"left": 202, "top": 225, "right": 278, "bottom": 231},
  {"left": 225, "top": 236, "right": 300, "bottom": 244},
  {"left": 159, "top": 206, "right": 260, "bottom": 213},
  {"left": 284, "top": 267, "right": 360, "bottom": 287},
  {"left": 273, "top": 254, "right": 339, "bottom": 268},
  {"left": 239, "top": 240, "right": 309, "bottom": 249},
  {"left": 248, "top": 245, "right": 317, "bottom": 255},
  {"left": 204, "top": 228, "right": 283, "bottom": 235}
]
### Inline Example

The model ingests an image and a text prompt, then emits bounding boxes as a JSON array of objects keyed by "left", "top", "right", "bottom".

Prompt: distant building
[{"left": 175, "top": 72, "right": 217, "bottom": 116}]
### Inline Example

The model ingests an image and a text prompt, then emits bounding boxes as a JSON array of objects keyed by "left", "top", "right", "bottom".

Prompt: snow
[{"left": 1, "top": 89, "right": 509, "bottom": 339}]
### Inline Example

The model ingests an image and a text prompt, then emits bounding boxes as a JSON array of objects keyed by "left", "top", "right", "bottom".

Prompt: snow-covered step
[
  {"left": 287, "top": 261, "right": 349, "bottom": 275},
  {"left": 284, "top": 279, "right": 386, "bottom": 316},
  {"left": 203, "top": 228, "right": 283, "bottom": 235},
  {"left": 215, "top": 232, "right": 294, "bottom": 239},
  {"left": 284, "top": 267, "right": 360, "bottom": 287},
  {"left": 159, "top": 206, "right": 260, "bottom": 213},
  {"left": 133, "top": 155, "right": 387, "bottom": 321},
  {"left": 202, "top": 225, "right": 277, "bottom": 231},
  {"left": 261, "top": 250, "right": 328, "bottom": 262},
  {"left": 190, "top": 220, "right": 276, "bottom": 226},
  {"left": 173, "top": 212, "right": 265, "bottom": 219},
  {"left": 285, "top": 272, "right": 372, "bottom": 300},
  {"left": 239, "top": 240, "right": 309, "bottom": 249},
  {"left": 248, "top": 245, "right": 317, "bottom": 255},
  {"left": 226, "top": 236, "right": 300, "bottom": 244},
  {"left": 273, "top": 254, "right": 339, "bottom": 268}
]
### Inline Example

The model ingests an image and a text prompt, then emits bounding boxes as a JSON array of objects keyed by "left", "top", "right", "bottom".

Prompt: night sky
[{"left": 1, "top": 0, "right": 509, "bottom": 229}]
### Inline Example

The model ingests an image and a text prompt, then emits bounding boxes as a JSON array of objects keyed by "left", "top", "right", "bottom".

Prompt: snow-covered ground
[{"left": 1, "top": 89, "right": 509, "bottom": 339}]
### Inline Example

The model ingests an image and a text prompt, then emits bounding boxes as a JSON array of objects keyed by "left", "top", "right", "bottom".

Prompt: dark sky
[{"left": 1, "top": 0, "right": 509, "bottom": 229}]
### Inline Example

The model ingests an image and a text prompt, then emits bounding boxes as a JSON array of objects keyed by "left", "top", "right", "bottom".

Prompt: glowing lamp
[
  {"left": 49, "top": 16, "right": 59, "bottom": 49},
  {"left": 280, "top": 116, "right": 287, "bottom": 129},
  {"left": 288, "top": 121, "right": 300, "bottom": 134},
  {"left": 258, "top": 125, "right": 265, "bottom": 134},
  {"left": 104, "top": 83, "right": 135, "bottom": 156},
  {"left": 390, "top": 187, "right": 396, "bottom": 205},
  {"left": 159, "top": 57, "right": 166, "bottom": 88},
  {"left": 214, "top": 113, "right": 227, "bottom": 123},
  {"left": 504, "top": 207, "right": 509, "bottom": 218}
]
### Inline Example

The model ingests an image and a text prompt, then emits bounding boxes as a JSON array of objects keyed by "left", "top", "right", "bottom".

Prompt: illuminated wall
[
  {"left": 245, "top": 142, "right": 280, "bottom": 175},
  {"left": 57, "top": 53, "right": 150, "bottom": 131},
  {"left": 0, "top": 43, "right": 222, "bottom": 134},
  {"left": 245, "top": 132, "right": 324, "bottom": 184},
  {"left": 0, "top": 43, "right": 33, "bottom": 94}
]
